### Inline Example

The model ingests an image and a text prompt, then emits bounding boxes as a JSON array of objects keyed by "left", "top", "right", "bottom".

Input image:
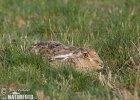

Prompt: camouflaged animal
[{"left": 27, "top": 41, "right": 104, "bottom": 72}]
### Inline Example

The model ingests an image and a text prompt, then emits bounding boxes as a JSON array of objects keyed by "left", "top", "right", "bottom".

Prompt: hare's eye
[{"left": 83, "top": 53, "right": 88, "bottom": 58}]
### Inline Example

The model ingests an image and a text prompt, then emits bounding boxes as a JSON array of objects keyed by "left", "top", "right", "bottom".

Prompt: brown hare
[{"left": 27, "top": 41, "right": 104, "bottom": 72}]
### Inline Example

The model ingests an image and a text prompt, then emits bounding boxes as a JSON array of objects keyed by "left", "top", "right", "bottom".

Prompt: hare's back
[{"left": 27, "top": 41, "right": 76, "bottom": 55}]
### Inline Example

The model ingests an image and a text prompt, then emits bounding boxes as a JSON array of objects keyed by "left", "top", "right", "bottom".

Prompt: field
[{"left": 0, "top": 0, "right": 140, "bottom": 99}]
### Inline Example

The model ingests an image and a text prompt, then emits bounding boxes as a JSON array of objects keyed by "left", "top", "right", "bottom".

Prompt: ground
[{"left": 0, "top": 0, "right": 140, "bottom": 99}]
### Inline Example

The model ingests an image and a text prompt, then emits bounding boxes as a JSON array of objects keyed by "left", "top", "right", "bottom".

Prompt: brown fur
[{"left": 27, "top": 41, "right": 104, "bottom": 72}]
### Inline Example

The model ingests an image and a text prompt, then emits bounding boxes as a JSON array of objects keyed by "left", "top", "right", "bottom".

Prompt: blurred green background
[{"left": 0, "top": 0, "right": 140, "bottom": 99}]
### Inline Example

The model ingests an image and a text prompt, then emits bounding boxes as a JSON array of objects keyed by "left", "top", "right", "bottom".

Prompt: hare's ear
[
  {"left": 73, "top": 48, "right": 89, "bottom": 57},
  {"left": 73, "top": 48, "right": 83, "bottom": 54}
]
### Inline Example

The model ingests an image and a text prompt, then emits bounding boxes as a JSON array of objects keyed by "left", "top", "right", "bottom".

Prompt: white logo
[
  {"left": 11, "top": 91, "right": 20, "bottom": 95},
  {"left": 8, "top": 92, "right": 34, "bottom": 100},
  {"left": 0, "top": 87, "right": 35, "bottom": 100}
]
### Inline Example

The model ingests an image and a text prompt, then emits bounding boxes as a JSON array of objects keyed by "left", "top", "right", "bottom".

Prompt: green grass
[{"left": 0, "top": 0, "right": 140, "bottom": 99}]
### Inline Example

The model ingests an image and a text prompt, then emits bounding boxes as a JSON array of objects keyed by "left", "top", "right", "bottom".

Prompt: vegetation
[{"left": 0, "top": 0, "right": 140, "bottom": 99}]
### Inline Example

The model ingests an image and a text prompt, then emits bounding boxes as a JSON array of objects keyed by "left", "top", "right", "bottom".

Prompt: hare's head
[{"left": 73, "top": 48, "right": 104, "bottom": 70}]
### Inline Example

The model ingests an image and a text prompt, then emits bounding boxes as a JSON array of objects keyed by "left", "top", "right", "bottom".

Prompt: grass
[{"left": 0, "top": 0, "right": 140, "bottom": 99}]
